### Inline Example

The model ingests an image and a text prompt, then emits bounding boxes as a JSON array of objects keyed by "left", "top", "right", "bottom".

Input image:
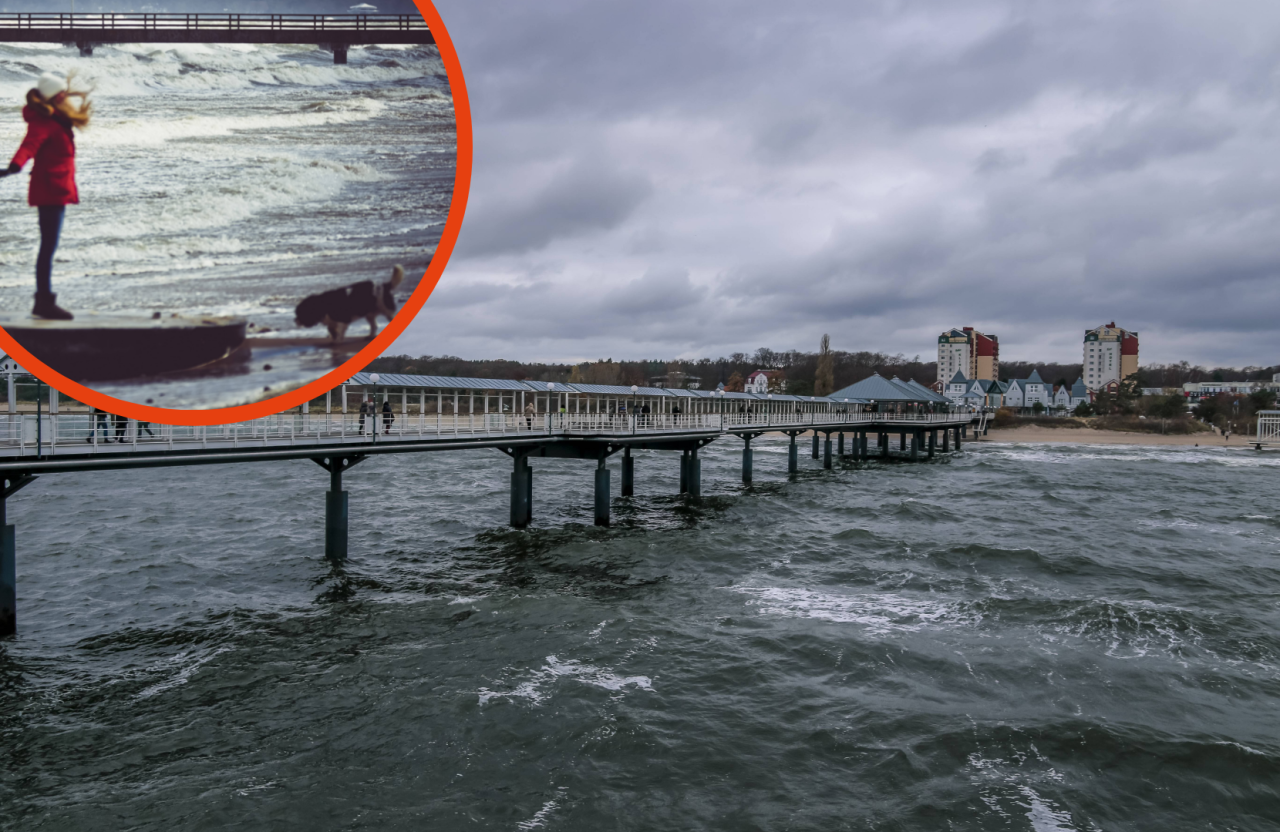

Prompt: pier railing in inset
[
  {"left": 0, "top": 13, "right": 428, "bottom": 32},
  {"left": 0, "top": 13, "right": 433, "bottom": 62}
]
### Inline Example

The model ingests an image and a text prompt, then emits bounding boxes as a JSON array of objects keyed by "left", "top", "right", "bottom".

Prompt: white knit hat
[{"left": 36, "top": 73, "right": 67, "bottom": 100}]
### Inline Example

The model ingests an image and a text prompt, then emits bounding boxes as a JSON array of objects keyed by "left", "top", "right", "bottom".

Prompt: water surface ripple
[{"left": 1, "top": 439, "right": 1278, "bottom": 830}]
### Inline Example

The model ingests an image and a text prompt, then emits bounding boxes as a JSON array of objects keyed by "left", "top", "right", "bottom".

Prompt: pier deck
[{"left": 0, "top": 371, "right": 984, "bottom": 635}]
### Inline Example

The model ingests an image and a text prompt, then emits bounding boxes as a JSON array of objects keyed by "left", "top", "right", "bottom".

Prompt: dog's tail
[{"left": 390, "top": 264, "right": 405, "bottom": 289}]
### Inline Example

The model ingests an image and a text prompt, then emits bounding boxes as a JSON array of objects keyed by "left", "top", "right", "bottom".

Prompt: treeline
[
  {"left": 1137, "top": 362, "right": 1280, "bottom": 387},
  {"left": 367, "top": 347, "right": 938, "bottom": 396}
]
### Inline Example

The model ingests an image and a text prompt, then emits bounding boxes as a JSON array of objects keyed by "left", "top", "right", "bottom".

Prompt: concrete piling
[
  {"left": 510, "top": 454, "right": 532, "bottom": 527},
  {"left": 812, "top": 432, "right": 820, "bottom": 459},
  {"left": 679, "top": 450, "right": 689, "bottom": 494},
  {"left": 928, "top": 430, "right": 936, "bottom": 459},
  {"left": 621, "top": 447, "right": 634, "bottom": 497},
  {"left": 742, "top": 439, "right": 753, "bottom": 485},
  {"left": 594, "top": 460, "right": 610, "bottom": 526},
  {"left": 788, "top": 434, "right": 799, "bottom": 474},
  {"left": 688, "top": 448, "right": 702, "bottom": 498},
  {"left": 838, "top": 432, "right": 845, "bottom": 456},
  {"left": 0, "top": 524, "right": 13, "bottom": 637},
  {"left": 823, "top": 435, "right": 833, "bottom": 469}
]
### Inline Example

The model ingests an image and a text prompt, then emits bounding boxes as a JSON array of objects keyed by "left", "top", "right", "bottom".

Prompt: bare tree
[{"left": 815, "top": 334, "right": 835, "bottom": 396}]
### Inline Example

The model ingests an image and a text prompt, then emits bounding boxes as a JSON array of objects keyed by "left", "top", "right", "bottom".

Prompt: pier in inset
[{"left": 0, "top": 13, "right": 433, "bottom": 64}]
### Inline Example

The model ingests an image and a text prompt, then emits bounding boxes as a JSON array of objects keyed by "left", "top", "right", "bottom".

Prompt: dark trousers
[{"left": 36, "top": 205, "right": 66, "bottom": 296}]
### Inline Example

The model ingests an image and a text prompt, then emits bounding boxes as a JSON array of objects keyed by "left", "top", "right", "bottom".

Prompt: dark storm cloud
[{"left": 397, "top": 0, "right": 1280, "bottom": 366}]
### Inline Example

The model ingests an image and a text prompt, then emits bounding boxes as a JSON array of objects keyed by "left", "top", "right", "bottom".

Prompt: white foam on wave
[
  {"left": 477, "top": 655, "right": 653, "bottom": 706},
  {"left": 0, "top": 41, "right": 445, "bottom": 100},
  {"left": 980, "top": 444, "right": 1280, "bottom": 468},
  {"left": 80, "top": 98, "right": 388, "bottom": 147},
  {"left": 732, "top": 585, "right": 981, "bottom": 635},
  {"left": 134, "top": 645, "right": 231, "bottom": 700}
]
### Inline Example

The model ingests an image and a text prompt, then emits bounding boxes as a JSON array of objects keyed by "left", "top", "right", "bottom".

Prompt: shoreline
[{"left": 976, "top": 425, "right": 1248, "bottom": 447}]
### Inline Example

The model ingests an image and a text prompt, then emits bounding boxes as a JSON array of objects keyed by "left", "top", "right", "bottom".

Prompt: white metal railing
[
  {"left": 0, "top": 410, "right": 973, "bottom": 459},
  {"left": 1258, "top": 411, "right": 1280, "bottom": 445}
]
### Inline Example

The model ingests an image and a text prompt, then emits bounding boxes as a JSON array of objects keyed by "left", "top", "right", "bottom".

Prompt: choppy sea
[
  {"left": 0, "top": 40, "right": 455, "bottom": 409},
  {"left": 1, "top": 438, "right": 1278, "bottom": 830}
]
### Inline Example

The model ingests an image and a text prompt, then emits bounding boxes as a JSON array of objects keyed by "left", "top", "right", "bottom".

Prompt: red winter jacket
[{"left": 9, "top": 104, "right": 78, "bottom": 207}]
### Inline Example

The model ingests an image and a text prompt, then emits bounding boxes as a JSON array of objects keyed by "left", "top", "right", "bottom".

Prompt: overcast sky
[{"left": 394, "top": 0, "right": 1280, "bottom": 367}]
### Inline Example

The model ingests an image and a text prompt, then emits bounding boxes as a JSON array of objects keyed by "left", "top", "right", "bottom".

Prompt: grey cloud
[
  {"left": 456, "top": 158, "right": 652, "bottom": 257},
  {"left": 1054, "top": 106, "right": 1237, "bottom": 179},
  {"left": 398, "top": 0, "right": 1280, "bottom": 367}
]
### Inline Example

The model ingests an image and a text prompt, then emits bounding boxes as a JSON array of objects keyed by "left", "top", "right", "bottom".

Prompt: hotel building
[
  {"left": 1083, "top": 323, "right": 1138, "bottom": 390},
  {"left": 937, "top": 327, "right": 999, "bottom": 385}
]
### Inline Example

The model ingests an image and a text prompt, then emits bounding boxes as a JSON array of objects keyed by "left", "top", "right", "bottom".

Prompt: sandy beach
[{"left": 978, "top": 425, "right": 1246, "bottom": 447}]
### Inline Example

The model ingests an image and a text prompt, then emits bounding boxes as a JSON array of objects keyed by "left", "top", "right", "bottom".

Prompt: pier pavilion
[
  {"left": 0, "top": 12, "right": 432, "bottom": 63},
  {"left": 0, "top": 368, "right": 983, "bottom": 636}
]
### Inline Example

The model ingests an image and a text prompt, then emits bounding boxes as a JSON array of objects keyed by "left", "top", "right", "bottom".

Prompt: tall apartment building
[
  {"left": 937, "top": 327, "right": 999, "bottom": 384},
  {"left": 1083, "top": 322, "right": 1138, "bottom": 390}
]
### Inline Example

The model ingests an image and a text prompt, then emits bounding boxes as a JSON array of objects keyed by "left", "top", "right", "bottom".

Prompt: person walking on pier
[
  {"left": 524, "top": 400, "right": 535, "bottom": 430},
  {"left": 86, "top": 407, "right": 111, "bottom": 443},
  {"left": 381, "top": 400, "right": 394, "bottom": 434},
  {"left": 358, "top": 398, "right": 370, "bottom": 435},
  {"left": 0, "top": 72, "right": 92, "bottom": 321}
]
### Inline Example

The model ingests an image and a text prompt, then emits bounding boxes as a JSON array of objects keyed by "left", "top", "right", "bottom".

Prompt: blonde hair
[{"left": 26, "top": 70, "right": 92, "bottom": 129}]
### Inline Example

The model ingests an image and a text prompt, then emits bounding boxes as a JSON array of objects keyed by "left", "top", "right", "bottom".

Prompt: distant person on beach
[{"left": 0, "top": 72, "right": 92, "bottom": 321}]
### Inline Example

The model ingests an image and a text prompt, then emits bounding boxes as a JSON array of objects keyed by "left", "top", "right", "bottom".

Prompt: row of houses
[{"left": 942, "top": 370, "right": 1092, "bottom": 411}]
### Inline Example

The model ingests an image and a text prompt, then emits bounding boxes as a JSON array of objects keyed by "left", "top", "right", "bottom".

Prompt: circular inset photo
[{"left": 0, "top": 0, "right": 468, "bottom": 423}]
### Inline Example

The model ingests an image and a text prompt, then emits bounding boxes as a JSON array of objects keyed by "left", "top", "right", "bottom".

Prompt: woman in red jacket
[{"left": 0, "top": 72, "right": 92, "bottom": 320}]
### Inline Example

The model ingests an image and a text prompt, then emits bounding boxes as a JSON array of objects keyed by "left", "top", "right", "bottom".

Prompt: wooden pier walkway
[{"left": 0, "top": 13, "right": 432, "bottom": 63}]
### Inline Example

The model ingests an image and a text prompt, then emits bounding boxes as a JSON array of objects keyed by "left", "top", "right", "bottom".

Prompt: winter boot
[{"left": 32, "top": 292, "right": 73, "bottom": 321}]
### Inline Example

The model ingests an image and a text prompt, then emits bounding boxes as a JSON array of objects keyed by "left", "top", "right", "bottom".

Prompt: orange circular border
[{"left": 0, "top": 0, "right": 472, "bottom": 427}]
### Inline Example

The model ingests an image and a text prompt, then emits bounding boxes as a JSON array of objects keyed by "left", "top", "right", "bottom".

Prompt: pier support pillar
[
  {"left": 823, "top": 435, "right": 833, "bottom": 470},
  {"left": 314, "top": 457, "right": 364, "bottom": 560},
  {"left": 837, "top": 432, "right": 845, "bottom": 457},
  {"left": 900, "top": 432, "right": 907, "bottom": 451},
  {"left": 0, "top": 525, "right": 13, "bottom": 637},
  {"left": 510, "top": 454, "right": 532, "bottom": 527},
  {"left": 880, "top": 432, "right": 889, "bottom": 459},
  {"left": 788, "top": 434, "right": 799, "bottom": 475},
  {"left": 928, "top": 430, "right": 936, "bottom": 460},
  {"left": 686, "top": 442, "right": 706, "bottom": 496},
  {"left": 811, "top": 432, "right": 820, "bottom": 459},
  {"left": 0, "top": 476, "right": 35, "bottom": 637},
  {"left": 955, "top": 427, "right": 962, "bottom": 451},
  {"left": 860, "top": 432, "right": 868, "bottom": 459},
  {"left": 333, "top": 43, "right": 349, "bottom": 64},
  {"left": 742, "top": 439, "right": 753, "bottom": 485},
  {"left": 910, "top": 431, "right": 919, "bottom": 461},
  {"left": 76, "top": 42, "right": 97, "bottom": 57},
  {"left": 325, "top": 490, "right": 348, "bottom": 560},
  {"left": 594, "top": 460, "right": 610, "bottom": 526},
  {"left": 621, "top": 447, "right": 634, "bottom": 497},
  {"left": 679, "top": 450, "right": 689, "bottom": 494},
  {"left": 942, "top": 428, "right": 950, "bottom": 452}
]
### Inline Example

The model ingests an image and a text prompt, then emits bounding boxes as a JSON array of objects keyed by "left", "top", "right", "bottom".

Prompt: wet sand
[{"left": 978, "top": 425, "right": 1240, "bottom": 447}]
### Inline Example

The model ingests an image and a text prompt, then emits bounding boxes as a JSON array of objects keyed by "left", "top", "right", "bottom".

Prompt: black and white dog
[{"left": 294, "top": 265, "right": 405, "bottom": 341}]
